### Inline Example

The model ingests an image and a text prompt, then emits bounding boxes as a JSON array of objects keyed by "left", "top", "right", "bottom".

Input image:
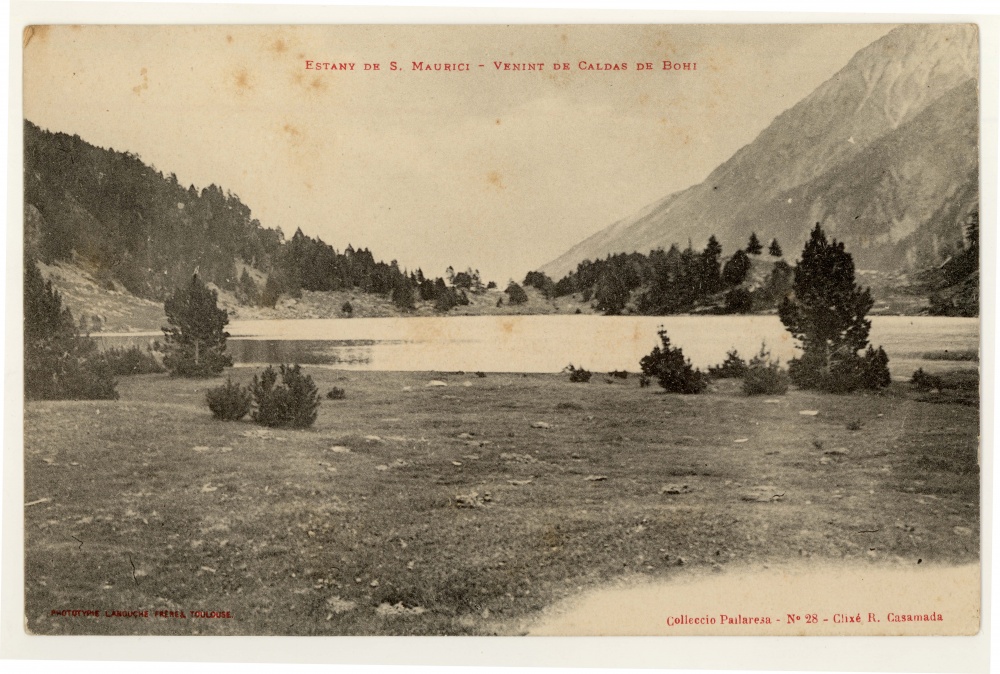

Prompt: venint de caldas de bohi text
[{"left": 303, "top": 60, "right": 697, "bottom": 72}]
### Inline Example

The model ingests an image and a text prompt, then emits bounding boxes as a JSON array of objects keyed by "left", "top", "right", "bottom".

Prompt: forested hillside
[{"left": 24, "top": 120, "right": 468, "bottom": 312}]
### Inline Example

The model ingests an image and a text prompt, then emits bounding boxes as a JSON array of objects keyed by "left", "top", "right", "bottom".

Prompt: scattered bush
[
  {"left": 911, "top": 367, "right": 943, "bottom": 392},
  {"left": 708, "top": 349, "right": 748, "bottom": 379},
  {"left": 846, "top": 419, "right": 863, "bottom": 431},
  {"left": 789, "top": 346, "right": 891, "bottom": 394},
  {"left": 566, "top": 364, "right": 592, "bottom": 383},
  {"left": 609, "top": 370, "right": 629, "bottom": 379},
  {"left": 742, "top": 343, "right": 789, "bottom": 396},
  {"left": 475, "top": 371, "right": 486, "bottom": 378},
  {"left": 251, "top": 364, "right": 321, "bottom": 428},
  {"left": 638, "top": 374, "right": 651, "bottom": 388},
  {"left": 97, "top": 345, "right": 165, "bottom": 375},
  {"left": 326, "top": 387, "right": 346, "bottom": 400},
  {"left": 921, "top": 349, "right": 978, "bottom": 362},
  {"left": 743, "top": 363, "right": 789, "bottom": 396},
  {"left": 639, "top": 327, "right": 706, "bottom": 394},
  {"left": 860, "top": 345, "right": 892, "bottom": 390},
  {"left": 341, "top": 301, "right": 354, "bottom": 316},
  {"left": 206, "top": 378, "right": 252, "bottom": 421}
]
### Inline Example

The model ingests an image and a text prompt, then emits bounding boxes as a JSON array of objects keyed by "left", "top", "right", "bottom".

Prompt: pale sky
[{"left": 23, "top": 24, "right": 894, "bottom": 284}]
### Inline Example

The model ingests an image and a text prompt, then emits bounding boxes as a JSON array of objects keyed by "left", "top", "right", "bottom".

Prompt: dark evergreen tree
[
  {"left": 701, "top": 235, "right": 724, "bottom": 294},
  {"left": 768, "top": 238, "right": 783, "bottom": 257},
  {"left": 505, "top": 281, "right": 529, "bottom": 305},
  {"left": 722, "top": 250, "right": 751, "bottom": 287},
  {"left": 162, "top": 273, "right": 233, "bottom": 377},
  {"left": 237, "top": 268, "right": 259, "bottom": 306},
  {"left": 523, "top": 271, "right": 556, "bottom": 298},
  {"left": 639, "top": 328, "right": 706, "bottom": 394},
  {"left": 725, "top": 288, "right": 753, "bottom": 313},
  {"left": 779, "top": 224, "right": 888, "bottom": 392},
  {"left": 594, "top": 270, "right": 630, "bottom": 314},
  {"left": 746, "top": 232, "right": 763, "bottom": 255},
  {"left": 390, "top": 277, "right": 416, "bottom": 310},
  {"left": 259, "top": 274, "right": 282, "bottom": 308},
  {"left": 24, "top": 258, "right": 118, "bottom": 400}
]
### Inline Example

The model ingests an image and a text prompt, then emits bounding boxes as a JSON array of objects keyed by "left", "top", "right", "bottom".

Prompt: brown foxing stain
[
  {"left": 23, "top": 25, "right": 50, "bottom": 48},
  {"left": 631, "top": 323, "right": 644, "bottom": 345},
  {"left": 487, "top": 171, "right": 505, "bottom": 190},
  {"left": 309, "top": 77, "right": 326, "bottom": 92},
  {"left": 500, "top": 319, "right": 516, "bottom": 335},
  {"left": 282, "top": 124, "right": 304, "bottom": 147},
  {"left": 226, "top": 34, "right": 233, "bottom": 44},
  {"left": 234, "top": 69, "right": 253, "bottom": 92},
  {"left": 271, "top": 38, "right": 288, "bottom": 54},
  {"left": 495, "top": 118, "right": 502, "bottom": 126},
  {"left": 638, "top": 93, "right": 650, "bottom": 106},
  {"left": 132, "top": 67, "right": 149, "bottom": 96}
]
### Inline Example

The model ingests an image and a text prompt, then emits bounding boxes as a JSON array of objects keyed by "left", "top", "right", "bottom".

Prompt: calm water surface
[{"left": 97, "top": 315, "right": 980, "bottom": 378}]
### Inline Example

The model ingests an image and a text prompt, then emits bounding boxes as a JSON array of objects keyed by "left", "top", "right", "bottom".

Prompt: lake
[{"left": 95, "top": 315, "right": 979, "bottom": 378}]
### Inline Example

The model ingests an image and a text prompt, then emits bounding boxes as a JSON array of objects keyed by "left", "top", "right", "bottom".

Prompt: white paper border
[{"left": 3, "top": 2, "right": 996, "bottom": 672}]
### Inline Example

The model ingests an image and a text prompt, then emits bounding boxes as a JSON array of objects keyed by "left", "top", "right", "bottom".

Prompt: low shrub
[
  {"left": 206, "top": 378, "right": 252, "bottom": 421},
  {"left": 97, "top": 345, "right": 165, "bottom": 376},
  {"left": 921, "top": 349, "right": 978, "bottom": 362},
  {"left": 639, "top": 328, "right": 706, "bottom": 394},
  {"left": 743, "top": 364, "right": 789, "bottom": 395},
  {"left": 742, "top": 343, "right": 789, "bottom": 396},
  {"left": 708, "top": 349, "right": 748, "bottom": 379},
  {"left": 638, "top": 374, "right": 651, "bottom": 388},
  {"left": 251, "top": 364, "right": 321, "bottom": 428},
  {"left": 789, "top": 345, "right": 891, "bottom": 393},
  {"left": 919, "top": 370, "right": 938, "bottom": 390},
  {"left": 609, "top": 370, "right": 629, "bottom": 379},
  {"left": 326, "top": 387, "right": 346, "bottom": 400},
  {"left": 566, "top": 364, "right": 592, "bottom": 383}
]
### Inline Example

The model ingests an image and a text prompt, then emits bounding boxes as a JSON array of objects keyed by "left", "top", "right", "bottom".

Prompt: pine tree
[
  {"left": 24, "top": 258, "right": 118, "bottom": 400},
  {"left": 746, "top": 232, "right": 763, "bottom": 255},
  {"left": 594, "top": 270, "right": 629, "bottom": 314},
  {"left": 505, "top": 281, "right": 529, "bottom": 305},
  {"left": 700, "top": 235, "right": 723, "bottom": 294},
  {"left": 162, "top": 272, "right": 233, "bottom": 377},
  {"left": 768, "top": 238, "right": 783, "bottom": 257},
  {"left": 779, "top": 224, "right": 888, "bottom": 391},
  {"left": 722, "top": 250, "right": 751, "bottom": 287}
]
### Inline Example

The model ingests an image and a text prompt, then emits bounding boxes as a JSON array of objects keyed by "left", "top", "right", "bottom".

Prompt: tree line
[
  {"left": 24, "top": 120, "right": 483, "bottom": 313},
  {"left": 525, "top": 233, "right": 789, "bottom": 315}
]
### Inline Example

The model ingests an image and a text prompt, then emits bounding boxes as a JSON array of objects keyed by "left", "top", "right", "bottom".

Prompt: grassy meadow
[{"left": 24, "top": 368, "right": 979, "bottom": 635}]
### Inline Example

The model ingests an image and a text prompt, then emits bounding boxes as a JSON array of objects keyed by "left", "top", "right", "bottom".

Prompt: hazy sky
[{"left": 23, "top": 23, "right": 894, "bottom": 283}]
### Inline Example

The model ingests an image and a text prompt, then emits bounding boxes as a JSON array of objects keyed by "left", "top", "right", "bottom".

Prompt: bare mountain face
[{"left": 541, "top": 24, "right": 979, "bottom": 278}]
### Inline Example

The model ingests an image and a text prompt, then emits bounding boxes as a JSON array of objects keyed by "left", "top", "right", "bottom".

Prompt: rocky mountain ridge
[{"left": 541, "top": 24, "right": 979, "bottom": 279}]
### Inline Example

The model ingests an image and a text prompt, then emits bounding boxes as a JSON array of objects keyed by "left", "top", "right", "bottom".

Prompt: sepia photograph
[{"left": 10, "top": 12, "right": 986, "bottom": 649}]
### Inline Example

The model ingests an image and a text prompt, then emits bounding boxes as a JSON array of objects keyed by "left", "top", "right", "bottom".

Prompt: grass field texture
[{"left": 24, "top": 369, "right": 979, "bottom": 635}]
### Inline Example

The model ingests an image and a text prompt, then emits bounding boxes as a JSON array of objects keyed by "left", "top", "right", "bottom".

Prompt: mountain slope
[{"left": 541, "top": 24, "right": 979, "bottom": 278}]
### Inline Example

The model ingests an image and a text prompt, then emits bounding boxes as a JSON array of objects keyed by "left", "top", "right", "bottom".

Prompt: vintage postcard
[{"left": 3, "top": 2, "right": 994, "bottom": 670}]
